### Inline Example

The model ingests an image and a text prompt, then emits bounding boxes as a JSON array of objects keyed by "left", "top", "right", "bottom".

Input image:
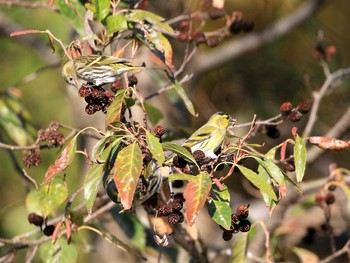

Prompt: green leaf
[
  {"left": 40, "top": 237, "right": 78, "bottom": 263},
  {"left": 105, "top": 14, "right": 128, "bottom": 35},
  {"left": 253, "top": 157, "right": 285, "bottom": 186},
  {"left": 208, "top": 199, "right": 231, "bottom": 229},
  {"left": 57, "top": 0, "right": 85, "bottom": 36},
  {"left": 257, "top": 163, "right": 278, "bottom": 213},
  {"left": 184, "top": 172, "right": 212, "bottom": 226},
  {"left": 0, "top": 98, "right": 33, "bottom": 146},
  {"left": 230, "top": 233, "right": 248, "bottom": 263},
  {"left": 162, "top": 142, "right": 197, "bottom": 164},
  {"left": 26, "top": 181, "right": 68, "bottom": 217},
  {"left": 236, "top": 164, "right": 278, "bottom": 201},
  {"left": 92, "top": 0, "right": 110, "bottom": 21},
  {"left": 133, "top": 28, "right": 173, "bottom": 68},
  {"left": 113, "top": 142, "right": 143, "bottom": 210},
  {"left": 292, "top": 247, "right": 319, "bottom": 263},
  {"left": 145, "top": 130, "right": 165, "bottom": 165},
  {"left": 168, "top": 173, "right": 195, "bottom": 181},
  {"left": 110, "top": 206, "right": 146, "bottom": 251},
  {"left": 144, "top": 102, "right": 163, "bottom": 125},
  {"left": 294, "top": 134, "right": 306, "bottom": 182},
  {"left": 42, "top": 135, "right": 78, "bottom": 184},
  {"left": 84, "top": 163, "right": 104, "bottom": 212},
  {"left": 126, "top": 9, "right": 174, "bottom": 33},
  {"left": 208, "top": 184, "right": 231, "bottom": 229},
  {"left": 106, "top": 89, "right": 126, "bottom": 128},
  {"left": 172, "top": 78, "right": 196, "bottom": 116}
]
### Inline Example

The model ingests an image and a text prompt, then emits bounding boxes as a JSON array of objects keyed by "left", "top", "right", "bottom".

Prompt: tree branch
[{"left": 193, "top": 0, "right": 324, "bottom": 76}]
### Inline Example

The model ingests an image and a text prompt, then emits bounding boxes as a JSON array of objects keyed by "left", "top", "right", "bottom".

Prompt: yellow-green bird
[
  {"left": 62, "top": 55, "right": 142, "bottom": 87},
  {"left": 183, "top": 112, "right": 235, "bottom": 158}
]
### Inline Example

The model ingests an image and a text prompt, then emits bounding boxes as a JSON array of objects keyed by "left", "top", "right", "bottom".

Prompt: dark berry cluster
[
  {"left": 157, "top": 194, "right": 185, "bottom": 225},
  {"left": 229, "top": 14, "right": 254, "bottom": 34},
  {"left": 78, "top": 85, "right": 114, "bottom": 115},
  {"left": 27, "top": 212, "right": 55, "bottom": 236},
  {"left": 221, "top": 205, "right": 251, "bottom": 241},
  {"left": 280, "top": 101, "right": 310, "bottom": 122},
  {"left": 153, "top": 124, "right": 165, "bottom": 138},
  {"left": 315, "top": 191, "right": 336, "bottom": 207},
  {"left": 37, "top": 121, "right": 65, "bottom": 147},
  {"left": 22, "top": 150, "right": 41, "bottom": 168},
  {"left": 313, "top": 44, "right": 337, "bottom": 61}
]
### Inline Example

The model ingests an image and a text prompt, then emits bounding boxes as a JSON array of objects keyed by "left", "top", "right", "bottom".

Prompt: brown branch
[
  {"left": 319, "top": 239, "right": 350, "bottom": 263},
  {"left": 193, "top": 0, "right": 324, "bottom": 76},
  {"left": 303, "top": 66, "right": 350, "bottom": 138},
  {"left": 0, "top": 0, "right": 59, "bottom": 12}
]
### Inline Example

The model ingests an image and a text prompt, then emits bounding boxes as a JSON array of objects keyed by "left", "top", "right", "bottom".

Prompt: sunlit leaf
[
  {"left": 26, "top": 181, "right": 68, "bottom": 216},
  {"left": 171, "top": 78, "right": 196, "bottom": 116},
  {"left": 292, "top": 247, "right": 319, "bottom": 263},
  {"left": 105, "top": 14, "right": 128, "bottom": 35},
  {"left": 42, "top": 135, "right": 78, "bottom": 184},
  {"left": 208, "top": 199, "right": 231, "bottom": 229},
  {"left": 106, "top": 89, "right": 126, "bottom": 128},
  {"left": 84, "top": 163, "right": 105, "bottom": 212},
  {"left": 162, "top": 142, "right": 197, "bottom": 164},
  {"left": 168, "top": 173, "right": 195, "bottom": 181},
  {"left": 126, "top": 9, "right": 174, "bottom": 33},
  {"left": 230, "top": 233, "right": 248, "bottom": 263},
  {"left": 183, "top": 172, "right": 212, "bottom": 226},
  {"left": 145, "top": 130, "right": 165, "bottom": 165},
  {"left": 208, "top": 184, "right": 231, "bottom": 229},
  {"left": 113, "top": 142, "right": 143, "bottom": 210},
  {"left": 133, "top": 28, "right": 173, "bottom": 69},
  {"left": 236, "top": 164, "right": 277, "bottom": 201},
  {"left": 91, "top": 0, "right": 110, "bottom": 21},
  {"left": 294, "top": 134, "right": 306, "bottom": 182},
  {"left": 144, "top": 102, "right": 163, "bottom": 125}
]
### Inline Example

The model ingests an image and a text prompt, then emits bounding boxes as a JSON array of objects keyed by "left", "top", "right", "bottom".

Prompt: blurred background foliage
[{"left": 0, "top": 0, "right": 349, "bottom": 261}]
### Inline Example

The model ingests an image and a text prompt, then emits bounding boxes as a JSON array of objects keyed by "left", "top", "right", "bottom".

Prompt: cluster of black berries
[
  {"left": 221, "top": 205, "right": 251, "bottom": 241},
  {"left": 37, "top": 121, "right": 65, "bottom": 147},
  {"left": 157, "top": 194, "right": 185, "bottom": 225},
  {"left": 229, "top": 13, "right": 254, "bottom": 35},
  {"left": 27, "top": 212, "right": 55, "bottom": 236},
  {"left": 78, "top": 85, "right": 114, "bottom": 115}
]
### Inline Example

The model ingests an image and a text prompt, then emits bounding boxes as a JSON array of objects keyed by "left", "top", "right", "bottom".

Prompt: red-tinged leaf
[
  {"left": 183, "top": 172, "right": 212, "bottom": 226},
  {"left": 280, "top": 140, "right": 288, "bottom": 160},
  {"left": 292, "top": 127, "right": 298, "bottom": 137},
  {"left": 106, "top": 89, "right": 126, "bottom": 128},
  {"left": 309, "top": 136, "right": 350, "bottom": 151},
  {"left": 113, "top": 142, "right": 143, "bottom": 210},
  {"left": 42, "top": 136, "right": 78, "bottom": 184},
  {"left": 145, "top": 130, "right": 165, "bottom": 165},
  {"left": 84, "top": 163, "right": 105, "bottom": 212},
  {"left": 294, "top": 134, "right": 306, "bottom": 182}
]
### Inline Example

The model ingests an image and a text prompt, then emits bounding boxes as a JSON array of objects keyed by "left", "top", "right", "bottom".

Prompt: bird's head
[
  {"left": 62, "top": 61, "right": 78, "bottom": 86},
  {"left": 210, "top": 112, "right": 236, "bottom": 129}
]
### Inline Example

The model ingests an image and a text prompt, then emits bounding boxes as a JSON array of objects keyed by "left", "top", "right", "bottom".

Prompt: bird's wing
[{"left": 183, "top": 125, "right": 217, "bottom": 147}]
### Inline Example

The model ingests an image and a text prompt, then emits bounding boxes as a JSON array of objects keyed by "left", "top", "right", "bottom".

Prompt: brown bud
[
  {"left": 288, "top": 110, "right": 303, "bottom": 122},
  {"left": 296, "top": 102, "right": 310, "bottom": 114},
  {"left": 280, "top": 102, "right": 293, "bottom": 116},
  {"left": 206, "top": 36, "right": 220, "bottom": 48},
  {"left": 154, "top": 125, "right": 165, "bottom": 137},
  {"left": 27, "top": 213, "right": 44, "bottom": 227},
  {"left": 208, "top": 8, "right": 225, "bottom": 20}
]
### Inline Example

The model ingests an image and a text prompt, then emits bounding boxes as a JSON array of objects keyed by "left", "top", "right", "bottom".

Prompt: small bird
[
  {"left": 183, "top": 112, "right": 235, "bottom": 158},
  {"left": 62, "top": 55, "right": 142, "bottom": 87}
]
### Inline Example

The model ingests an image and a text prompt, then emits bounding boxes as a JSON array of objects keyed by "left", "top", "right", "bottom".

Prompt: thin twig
[
  {"left": 0, "top": 0, "right": 59, "bottom": 12},
  {"left": 319, "top": 239, "right": 350, "bottom": 263},
  {"left": 302, "top": 66, "right": 350, "bottom": 138}
]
